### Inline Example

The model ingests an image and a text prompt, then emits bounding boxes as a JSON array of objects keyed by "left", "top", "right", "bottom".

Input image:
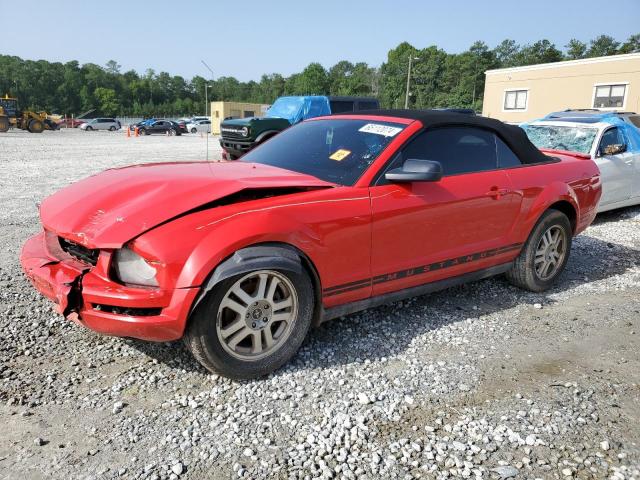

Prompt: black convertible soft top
[{"left": 338, "top": 109, "right": 551, "bottom": 165}]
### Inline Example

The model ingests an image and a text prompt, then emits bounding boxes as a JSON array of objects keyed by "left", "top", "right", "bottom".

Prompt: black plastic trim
[{"left": 319, "top": 262, "right": 513, "bottom": 324}]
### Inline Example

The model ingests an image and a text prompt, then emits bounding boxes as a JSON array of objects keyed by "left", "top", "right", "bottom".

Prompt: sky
[{"left": 1, "top": 0, "right": 638, "bottom": 81}]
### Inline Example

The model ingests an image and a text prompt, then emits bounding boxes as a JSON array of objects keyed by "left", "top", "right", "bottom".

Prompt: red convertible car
[{"left": 21, "top": 111, "right": 601, "bottom": 379}]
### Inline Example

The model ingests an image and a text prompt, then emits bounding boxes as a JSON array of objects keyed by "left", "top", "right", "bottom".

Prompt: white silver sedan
[
  {"left": 522, "top": 119, "right": 640, "bottom": 213},
  {"left": 187, "top": 119, "right": 211, "bottom": 134}
]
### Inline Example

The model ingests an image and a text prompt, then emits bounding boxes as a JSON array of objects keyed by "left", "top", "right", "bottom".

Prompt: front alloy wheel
[
  {"left": 184, "top": 266, "right": 314, "bottom": 379},
  {"left": 217, "top": 271, "right": 297, "bottom": 360}
]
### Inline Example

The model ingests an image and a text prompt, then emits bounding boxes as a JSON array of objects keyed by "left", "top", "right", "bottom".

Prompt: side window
[
  {"left": 598, "top": 128, "right": 623, "bottom": 156},
  {"left": 495, "top": 136, "right": 522, "bottom": 168},
  {"left": 403, "top": 127, "right": 498, "bottom": 176},
  {"left": 357, "top": 101, "right": 379, "bottom": 111},
  {"left": 329, "top": 101, "right": 355, "bottom": 113}
]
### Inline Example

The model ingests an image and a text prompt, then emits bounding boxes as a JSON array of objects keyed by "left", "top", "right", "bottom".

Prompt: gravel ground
[{"left": 1, "top": 129, "right": 639, "bottom": 480}]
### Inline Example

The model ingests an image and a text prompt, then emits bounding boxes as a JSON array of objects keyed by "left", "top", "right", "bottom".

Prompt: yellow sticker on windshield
[{"left": 329, "top": 149, "right": 351, "bottom": 161}]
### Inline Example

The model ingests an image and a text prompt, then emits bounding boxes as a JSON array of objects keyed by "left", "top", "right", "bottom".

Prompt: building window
[
  {"left": 504, "top": 90, "right": 528, "bottom": 111},
  {"left": 593, "top": 84, "right": 626, "bottom": 108}
]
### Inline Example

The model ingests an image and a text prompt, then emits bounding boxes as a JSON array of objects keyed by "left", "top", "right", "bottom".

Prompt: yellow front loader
[{"left": 0, "top": 95, "right": 58, "bottom": 133}]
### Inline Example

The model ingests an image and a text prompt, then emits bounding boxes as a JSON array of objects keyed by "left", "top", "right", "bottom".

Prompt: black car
[
  {"left": 138, "top": 120, "right": 182, "bottom": 136},
  {"left": 174, "top": 119, "right": 190, "bottom": 133}
]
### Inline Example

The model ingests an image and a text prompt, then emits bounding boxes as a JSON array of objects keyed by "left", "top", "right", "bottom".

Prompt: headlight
[
  {"left": 240, "top": 127, "right": 249, "bottom": 137},
  {"left": 113, "top": 248, "right": 158, "bottom": 287}
]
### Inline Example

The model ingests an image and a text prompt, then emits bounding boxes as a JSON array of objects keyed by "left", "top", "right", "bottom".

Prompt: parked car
[
  {"left": 57, "top": 117, "right": 89, "bottom": 128},
  {"left": 138, "top": 120, "right": 182, "bottom": 136},
  {"left": 21, "top": 110, "right": 601, "bottom": 379},
  {"left": 80, "top": 118, "right": 121, "bottom": 131},
  {"left": 129, "top": 118, "right": 157, "bottom": 131},
  {"left": 174, "top": 118, "right": 190, "bottom": 134},
  {"left": 219, "top": 95, "right": 380, "bottom": 159},
  {"left": 187, "top": 119, "right": 211, "bottom": 134},
  {"left": 522, "top": 110, "right": 640, "bottom": 213}
]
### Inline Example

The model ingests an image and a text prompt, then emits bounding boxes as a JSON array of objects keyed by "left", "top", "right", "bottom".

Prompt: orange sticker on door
[{"left": 329, "top": 149, "right": 351, "bottom": 161}]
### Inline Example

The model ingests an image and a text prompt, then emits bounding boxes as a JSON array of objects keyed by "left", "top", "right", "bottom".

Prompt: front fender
[
  {"left": 254, "top": 130, "right": 281, "bottom": 143},
  {"left": 175, "top": 209, "right": 323, "bottom": 290},
  {"left": 190, "top": 244, "right": 303, "bottom": 313}
]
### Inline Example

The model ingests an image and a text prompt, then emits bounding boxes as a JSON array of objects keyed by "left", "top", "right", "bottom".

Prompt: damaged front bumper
[{"left": 20, "top": 231, "right": 199, "bottom": 342}]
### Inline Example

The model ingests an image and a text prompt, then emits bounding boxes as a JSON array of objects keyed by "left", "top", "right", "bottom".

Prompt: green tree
[
  {"left": 493, "top": 39, "right": 520, "bottom": 67},
  {"left": 513, "top": 40, "right": 563, "bottom": 65},
  {"left": 565, "top": 39, "right": 587, "bottom": 59},
  {"left": 290, "top": 63, "right": 329, "bottom": 95},
  {"left": 94, "top": 87, "right": 120, "bottom": 116},
  {"left": 619, "top": 33, "right": 640, "bottom": 53},
  {"left": 587, "top": 35, "right": 620, "bottom": 57}
]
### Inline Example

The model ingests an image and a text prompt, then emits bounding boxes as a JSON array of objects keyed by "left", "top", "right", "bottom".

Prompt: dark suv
[{"left": 219, "top": 95, "right": 379, "bottom": 159}]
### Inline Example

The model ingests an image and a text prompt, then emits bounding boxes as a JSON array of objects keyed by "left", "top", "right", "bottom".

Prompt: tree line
[{"left": 0, "top": 34, "right": 637, "bottom": 117}]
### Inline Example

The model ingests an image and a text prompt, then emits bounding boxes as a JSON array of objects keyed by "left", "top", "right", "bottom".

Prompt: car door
[
  {"left": 620, "top": 125, "right": 640, "bottom": 200},
  {"left": 151, "top": 121, "right": 165, "bottom": 134},
  {"left": 595, "top": 126, "right": 634, "bottom": 207},
  {"left": 369, "top": 127, "right": 522, "bottom": 296}
]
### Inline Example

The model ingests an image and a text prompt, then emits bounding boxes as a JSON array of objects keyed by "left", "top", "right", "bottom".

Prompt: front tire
[
  {"left": 191, "top": 127, "right": 197, "bottom": 134},
  {"left": 184, "top": 268, "right": 314, "bottom": 379},
  {"left": 506, "top": 209, "right": 572, "bottom": 292},
  {"left": 109, "top": 126, "right": 116, "bottom": 131},
  {"left": 28, "top": 119, "right": 44, "bottom": 133},
  {"left": 85, "top": 125, "right": 93, "bottom": 131}
]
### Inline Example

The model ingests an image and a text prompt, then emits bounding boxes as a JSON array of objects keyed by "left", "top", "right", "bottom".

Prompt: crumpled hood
[{"left": 40, "top": 161, "right": 334, "bottom": 249}]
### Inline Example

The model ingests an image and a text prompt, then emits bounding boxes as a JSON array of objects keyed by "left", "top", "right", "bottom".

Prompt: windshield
[
  {"left": 522, "top": 124, "right": 598, "bottom": 155},
  {"left": 240, "top": 119, "right": 406, "bottom": 185}
]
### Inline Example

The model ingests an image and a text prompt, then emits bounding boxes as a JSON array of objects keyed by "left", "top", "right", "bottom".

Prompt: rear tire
[
  {"left": 506, "top": 209, "right": 572, "bottom": 292},
  {"left": 109, "top": 126, "right": 116, "bottom": 131},
  {"left": 184, "top": 268, "right": 314, "bottom": 379},
  {"left": 191, "top": 128, "right": 197, "bottom": 134}
]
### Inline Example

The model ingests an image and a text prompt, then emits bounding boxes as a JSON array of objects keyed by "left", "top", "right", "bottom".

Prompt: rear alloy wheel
[
  {"left": 506, "top": 209, "right": 572, "bottom": 292},
  {"left": 169, "top": 129, "right": 176, "bottom": 136},
  {"left": 185, "top": 268, "right": 314, "bottom": 379}
]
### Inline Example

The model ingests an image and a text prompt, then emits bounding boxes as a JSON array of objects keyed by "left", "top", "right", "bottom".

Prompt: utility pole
[
  {"left": 201, "top": 60, "right": 215, "bottom": 161},
  {"left": 404, "top": 56, "right": 419, "bottom": 109}
]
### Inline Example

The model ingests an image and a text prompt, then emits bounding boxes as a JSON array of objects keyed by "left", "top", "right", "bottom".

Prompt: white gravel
[{"left": 0, "top": 129, "right": 639, "bottom": 479}]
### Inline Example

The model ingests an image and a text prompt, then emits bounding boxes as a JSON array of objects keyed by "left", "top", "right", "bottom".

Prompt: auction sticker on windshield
[
  {"left": 358, "top": 123, "right": 403, "bottom": 137},
  {"left": 329, "top": 149, "right": 351, "bottom": 161}
]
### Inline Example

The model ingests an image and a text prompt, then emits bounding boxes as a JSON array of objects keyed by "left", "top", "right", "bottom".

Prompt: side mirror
[
  {"left": 385, "top": 159, "right": 443, "bottom": 183},
  {"left": 602, "top": 143, "right": 627, "bottom": 156}
]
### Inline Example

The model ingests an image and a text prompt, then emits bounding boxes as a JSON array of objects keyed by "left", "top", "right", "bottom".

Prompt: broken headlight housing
[{"left": 113, "top": 247, "right": 159, "bottom": 287}]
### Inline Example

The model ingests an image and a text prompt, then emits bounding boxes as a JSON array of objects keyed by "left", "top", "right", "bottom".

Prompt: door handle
[{"left": 486, "top": 186, "right": 509, "bottom": 199}]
